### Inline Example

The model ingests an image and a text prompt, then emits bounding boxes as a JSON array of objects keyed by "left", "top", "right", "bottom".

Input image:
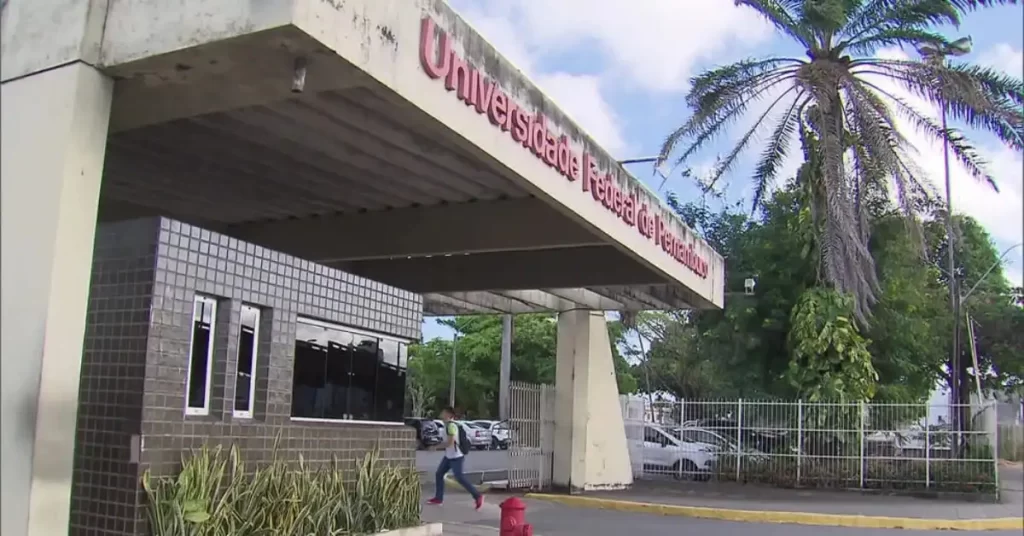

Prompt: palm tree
[{"left": 659, "top": 0, "right": 1023, "bottom": 324}]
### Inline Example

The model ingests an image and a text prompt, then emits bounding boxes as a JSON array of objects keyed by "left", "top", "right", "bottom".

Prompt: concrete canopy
[{"left": 10, "top": 0, "right": 724, "bottom": 316}]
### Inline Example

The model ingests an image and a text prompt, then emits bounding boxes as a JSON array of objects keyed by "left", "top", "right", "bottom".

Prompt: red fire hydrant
[{"left": 499, "top": 497, "right": 532, "bottom": 536}]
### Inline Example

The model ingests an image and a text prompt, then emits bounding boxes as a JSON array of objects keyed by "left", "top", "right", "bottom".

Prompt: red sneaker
[
  {"left": 427, "top": 498, "right": 443, "bottom": 506},
  {"left": 474, "top": 495, "right": 485, "bottom": 511}
]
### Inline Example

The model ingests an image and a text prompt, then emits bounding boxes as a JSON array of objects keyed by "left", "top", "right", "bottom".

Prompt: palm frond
[
  {"left": 842, "top": 0, "right": 963, "bottom": 42},
  {"left": 750, "top": 92, "right": 810, "bottom": 210},
  {"left": 841, "top": 28, "right": 954, "bottom": 56},
  {"left": 705, "top": 86, "right": 803, "bottom": 192},
  {"left": 734, "top": 0, "right": 814, "bottom": 47},
  {"left": 661, "top": 65, "right": 801, "bottom": 165},
  {"left": 854, "top": 73, "right": 1006, "bottom": 190},
  {"left": 855, "top": 59, "right": 1024, "bottom": 151}
]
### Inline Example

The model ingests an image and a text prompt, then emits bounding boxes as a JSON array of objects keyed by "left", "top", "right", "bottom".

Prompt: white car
[
  {"left": 635, "top": 424, "right": 718, "bottom": 479},
  {"left": 471, "top": 420, "right": 511, "bottom": 450},
  {"left": 449, "top": 420, "right": 491, "bottom": 450}
]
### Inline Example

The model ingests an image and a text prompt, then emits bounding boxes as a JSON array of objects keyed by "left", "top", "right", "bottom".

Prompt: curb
[
  {"left": 525, "top": 494, "right": 1024, "bottom": 531},
  {"left": 445, "top": 475, "right": 494, "bottom": 493}
]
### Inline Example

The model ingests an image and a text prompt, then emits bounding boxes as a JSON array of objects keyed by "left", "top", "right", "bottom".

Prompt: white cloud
[
  {"left": 535, "top": 72, "right": 629, "bottom": 154},
  {"left": 451, "top": 0, "right": 775, "bottom": 155},
  {"left": 977, "top": 43, "right": 1024, "bottom": 79},
  {"left": 453, "top": 3, "right": 628, "bottom": 154},
  {"left": 456, "top": 0, "right": 772, "bottom": 93}
]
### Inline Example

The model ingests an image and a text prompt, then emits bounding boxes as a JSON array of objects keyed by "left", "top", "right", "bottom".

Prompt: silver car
[{"left": 471, "top": 420, "right": 511, "bottom": 450}]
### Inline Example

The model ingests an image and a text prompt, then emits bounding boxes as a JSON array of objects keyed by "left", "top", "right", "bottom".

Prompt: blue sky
[{"left": 424, "top": 0, "right": 1024, "bottom": 342}]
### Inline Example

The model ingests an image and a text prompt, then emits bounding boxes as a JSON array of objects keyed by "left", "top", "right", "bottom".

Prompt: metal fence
[
  {"left": 508, "top": 381, "right": 555, "bottom": 490},
  {"left": 620, "top": 396, "right": 1000, "bottom": 495}
]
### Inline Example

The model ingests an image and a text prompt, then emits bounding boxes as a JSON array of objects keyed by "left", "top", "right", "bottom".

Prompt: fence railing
[{"left": 620, "top": 397, "right": 1000, "bottom": 495}]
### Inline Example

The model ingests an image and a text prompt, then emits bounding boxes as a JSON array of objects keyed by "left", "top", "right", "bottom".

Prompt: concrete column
[
  {"left": 552, "top": 310, "right": 633, "bottom": 492},
  {"left": 498, "top": 314, "right": 513, "bottom": 421},
  {"left": 1, "top": 62, "right": 113, "bottom": 536}
]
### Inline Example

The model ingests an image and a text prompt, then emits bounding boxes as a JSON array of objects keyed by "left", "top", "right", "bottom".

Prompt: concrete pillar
[
  {"left": 552, "top": 310, "right": 633, "bottom": 492},
  {"left": 498, "top": 314, "right": 513, "bottom": 420},
  {"left": 1, "top": 62, "right": 113, "bottom": 536}
]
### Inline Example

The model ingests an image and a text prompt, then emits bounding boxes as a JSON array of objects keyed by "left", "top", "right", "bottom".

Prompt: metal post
[
  {"left": 992, "top": 400, "right": 1001, "bottom": 501},
  {"left": 499, "top": 314, "right": 513, "bottom": 421},
  {"left": 925, "top": 403, "right": 931, "bottom": 489},
  {"left": 448, "top": 334, "right": 457, "bottom": 407},
  {"left": 797, "top": 399, "right": 803, "bottom": 486},
  {"left": 859, "top": 401, "right": 866, "bottom": 489},
  {"left": 736, "top": 399, "right": 744, "bottom": 482}
]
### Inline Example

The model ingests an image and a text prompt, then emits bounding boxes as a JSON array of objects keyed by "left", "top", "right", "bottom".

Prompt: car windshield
[{"left": 671, "top": 427, "right": 735, "bottom": 450}]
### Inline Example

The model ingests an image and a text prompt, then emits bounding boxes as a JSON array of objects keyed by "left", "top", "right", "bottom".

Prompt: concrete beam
[
  {"left": 106, "top": 27, "right": 370, "bottom": 133},
  {"left": 422, "top": 293, "right": 502, "bottom": 316},
  {"left": 229, "top": 198, "right": 603, "bottom": 261},
  {"left": 494, "top": 290, "right": 577, "bottom": 311},
  {"left": 544, "top": 288, "right": 626, "bottom": 311},
  {"left": 442, "top": 292, "right": 541, "bottom": 315},
  {"left": 336, "top": 247, "right": 664, "bottom": 293}
]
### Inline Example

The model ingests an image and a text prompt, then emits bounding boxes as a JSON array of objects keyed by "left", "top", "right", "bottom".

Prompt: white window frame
[
  {"left": 232, "top": 305, "right": 261, "bottom": 419},
  {"left": 185, "top": 296, "right": 218, "bottom": 416}
]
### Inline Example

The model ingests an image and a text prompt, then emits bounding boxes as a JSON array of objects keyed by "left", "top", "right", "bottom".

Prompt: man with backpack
[{"left": 427, "top": 406, "right": 484, "bottom": 509}]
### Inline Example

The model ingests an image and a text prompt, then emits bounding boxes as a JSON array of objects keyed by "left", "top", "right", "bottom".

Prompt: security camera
[{"left": 744, "top": 278, "right": 756, "bottom": 296}]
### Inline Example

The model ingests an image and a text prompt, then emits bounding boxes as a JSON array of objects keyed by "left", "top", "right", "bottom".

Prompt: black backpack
[{"left": 457, "top": 424, "right": 471, "bottom": 455}]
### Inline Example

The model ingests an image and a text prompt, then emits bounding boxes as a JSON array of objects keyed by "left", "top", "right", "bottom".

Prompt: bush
[
  {"left": 710, "top": 453, "right": 997, "bottom": 494},
  {"left": 141, "top": 445, "right": 421, "bottom": 535}
]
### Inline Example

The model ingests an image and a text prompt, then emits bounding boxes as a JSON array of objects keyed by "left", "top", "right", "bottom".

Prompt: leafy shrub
[
  {"left": 141, "top": 445, "right": 420, "bottom": 535},
  {"left": 710, "top": 453, "right": 997, "bottom": 494}
]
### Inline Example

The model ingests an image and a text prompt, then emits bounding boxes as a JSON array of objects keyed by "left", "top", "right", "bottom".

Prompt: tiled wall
[
  {"left": 71, "top": 219, "right": 160, "bottom": 536},
  {"left": 71, "top": 217, "right": 422, "bottom": 536}
]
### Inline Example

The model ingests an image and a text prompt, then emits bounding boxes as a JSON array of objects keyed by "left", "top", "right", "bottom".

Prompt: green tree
[
  {"left": 407, "top": 314, "right": 637, "bottom": 417},
  {"left": 642, "top": 184, "right": 959, "bottom": 403},
  {"left": 926, "top": 215, "right": 1024, "bottom": 394},
  {"left": 659, "top": 0, "right": 1023, "bottom": 323}
]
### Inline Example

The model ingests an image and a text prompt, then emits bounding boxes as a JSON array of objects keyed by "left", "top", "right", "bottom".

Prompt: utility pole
[
  {"left": 498, "top": 314, "right": 513, "bottom": 421},
  {"left": 449, "top": 333, "right": 458, "bottom": 407},
  {"left": 918, "top": 37, "right": 972, "bottom": 442}
]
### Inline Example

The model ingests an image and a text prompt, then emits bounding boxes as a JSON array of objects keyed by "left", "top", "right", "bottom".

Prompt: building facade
[{"left": 70, "top": 217, "right": 420, "bottom": 535}]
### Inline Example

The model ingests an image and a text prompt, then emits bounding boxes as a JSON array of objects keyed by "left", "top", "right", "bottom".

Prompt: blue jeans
[{"left": 434, "top": 456, "right": 480, "bottom": 501}]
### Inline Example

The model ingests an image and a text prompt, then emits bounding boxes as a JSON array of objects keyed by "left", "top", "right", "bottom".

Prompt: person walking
[{"left": 427, "top": 406, "right": 484, "bottom": 509}]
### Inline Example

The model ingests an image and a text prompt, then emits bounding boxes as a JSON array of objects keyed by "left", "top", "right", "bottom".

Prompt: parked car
[
  {"left": 471, "top": 420, "right": 511, "bottom": 450},
  {"left": 671, "top": 426, "right": 770, "bottom": 462},
  {"left": 434, "top": 420, "right": 491, "bottom": 450},
  {"left": 634, "top": 424, "right": 717, "bottom": 480},
  {"left": 696, "top": 419, "right": 792, "bottom": 454},
  {"left": 404, "top": 418, "right": 442, "bottom": 449},
  {"left": 457, "top": 421, "right": 493, "bottom": 450}
]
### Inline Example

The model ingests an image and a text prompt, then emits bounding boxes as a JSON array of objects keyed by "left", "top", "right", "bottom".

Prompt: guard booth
[{"left": 1, "top": 1, "right": 724, "bottom": 535}]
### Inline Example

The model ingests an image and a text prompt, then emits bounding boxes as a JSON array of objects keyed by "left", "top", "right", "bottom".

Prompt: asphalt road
[
  {"left": 416, "top": 448, "right": 510, "bottom": 474},
  {"left": 433, "top": 497, "right": 1023, "bottom": 536}
]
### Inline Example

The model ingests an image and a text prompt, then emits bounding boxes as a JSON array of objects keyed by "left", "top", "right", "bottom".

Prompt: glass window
[
  {"left": 291, "top": 318, "right": 408, "bottom": 423},
  {"left": 350, "top": 335, "right": 379, "bottom": 420},
  {"left": 233, "top": 305, "right": 260, "bottom": 418},
  {"left": 185, "top": 296, "right": 217, "bottom": 415}
]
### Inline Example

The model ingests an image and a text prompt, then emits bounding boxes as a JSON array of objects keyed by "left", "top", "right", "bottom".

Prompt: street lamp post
[{"left": 917, "top": 37, "right": 972, "bottom": 431}]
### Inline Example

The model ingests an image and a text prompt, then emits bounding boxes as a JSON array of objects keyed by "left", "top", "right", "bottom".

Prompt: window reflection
[
  {"left": 186, "top": 296, "right": 217, "bottom": 415},
  {"left": 291, "top": 318, "right": 407, "bottom": 423},
  {"left": 233, "top": 305, "right": 260, "bottom": 417}
]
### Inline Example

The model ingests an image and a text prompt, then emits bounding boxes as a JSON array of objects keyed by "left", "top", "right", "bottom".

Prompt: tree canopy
[
  {"left": 658, "top": 0, "right": 1024, "bottom": 323},
  {"left": 407, "top": 315, "right": 637, "bottom": 418},
  {"left": 633, "top": 187, "right": 1023, "bottom": 403}
]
